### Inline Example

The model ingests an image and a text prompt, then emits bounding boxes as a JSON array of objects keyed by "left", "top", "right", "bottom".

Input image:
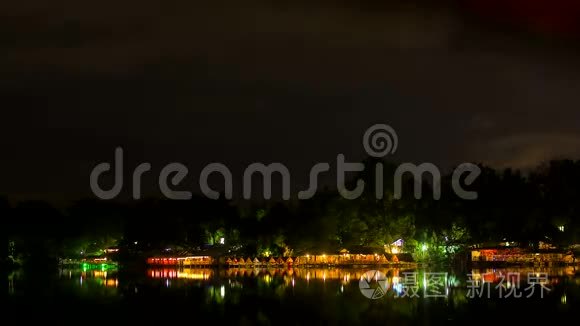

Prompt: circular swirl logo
[
  {"left": 363, "top": 124, "right": 398, "bottom": 158},
  {"left": 359, "top": 270, "right": 389, "bottom": 299}
]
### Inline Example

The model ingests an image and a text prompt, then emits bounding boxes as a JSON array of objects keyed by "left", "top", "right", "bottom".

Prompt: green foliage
[{"left": 2, "top": 158, "right": 580, "bottom": 262}]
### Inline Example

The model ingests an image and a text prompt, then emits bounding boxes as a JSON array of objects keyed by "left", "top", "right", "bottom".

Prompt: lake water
[{"left": 4, "top": 266, "right": 578, "bottom": 325}]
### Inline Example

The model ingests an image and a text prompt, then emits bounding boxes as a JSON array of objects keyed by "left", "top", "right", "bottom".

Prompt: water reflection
[
  {"left": 5, "top": 265, "right": 578, "bottom": 324},
  {"left": 59, "top": 268, "right": 119, "bottom": 290},
  {"left": 148, "top": 268, "right": 212, "bottom": 280},
  {"left": 148, "top": 267, "right": 404, "bottom": 282},
  {"left": 7, "top": 266, "right": 577, "bottom": 300},
  {"left": 144, "top": 266, "right": 578, "bottom": 302},
  {"left": 146, "top": 266, "right": 580, "bottom": 283},
  {"left": 7, "top": 269, "right": 21, "bottom": 295},
  {"left": 469, "top": 266, "right": 577, "bottom": 287}
]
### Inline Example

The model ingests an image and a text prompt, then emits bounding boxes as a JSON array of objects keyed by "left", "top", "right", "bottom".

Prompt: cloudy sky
[{"left": 1, "top": 0, "right": 579, "bottom": 202}]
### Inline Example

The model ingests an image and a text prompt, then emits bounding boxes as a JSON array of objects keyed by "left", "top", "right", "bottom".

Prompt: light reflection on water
[
  {"left": 146, "top": 266, "right": 578, "bottom": 284},
  {"left": 43, "top": 266, "right": 578, "bottom": 290},
  {"left": 5, "top": 266, "right": 578, "bottom": 324},
  {"left": 6, "top": 266, "right": 577, "bottom": 304},
  {"left": 140, "top": 266, "right": 578, "bottom": 302},
  {"left": 59, "top": 268, "right": 120, "bottom": 288}
]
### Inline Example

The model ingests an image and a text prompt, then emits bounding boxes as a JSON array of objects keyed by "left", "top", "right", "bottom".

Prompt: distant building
[
  {"left": 471, "top": 247, "right": 574, "bottom": 265},
  {"left": 147, "top": 256, "right": 214, "bottom": 266}
]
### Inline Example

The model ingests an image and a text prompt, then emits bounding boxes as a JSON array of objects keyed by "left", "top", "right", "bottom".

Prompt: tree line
[{"left": 1, "top": 159, "right": 579, "bottom": 266}]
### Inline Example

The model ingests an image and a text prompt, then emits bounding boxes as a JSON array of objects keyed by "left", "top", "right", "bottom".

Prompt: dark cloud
[{"left": 1, "top": 0, "right": 579, "bottom": 201}]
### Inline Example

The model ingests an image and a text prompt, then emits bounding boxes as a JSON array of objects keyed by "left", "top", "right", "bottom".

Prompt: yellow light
[{"left": 106, "top": 279, "right": 118, "bottom": 287}]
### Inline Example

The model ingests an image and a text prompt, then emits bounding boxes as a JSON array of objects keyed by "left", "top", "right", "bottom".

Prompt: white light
[
  {"left": 421, "top": 244, "right": 428, "bottom": 252},
  {"left": 392, "top": 239, "right": 404, "bottom": 246},
  {"left": 134, "top": 241, "right": 138, "bottom": 245},
  {"left": 219, "top": 237, "right": 225, "bottom": 245},
  {"left": 220, "top": 285, "right": 225, "bottom": 298}
]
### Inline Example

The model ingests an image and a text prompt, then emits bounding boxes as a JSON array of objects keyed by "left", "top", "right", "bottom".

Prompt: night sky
[{"left": 2, "top": 0, "right": 579, "bottom": 203}]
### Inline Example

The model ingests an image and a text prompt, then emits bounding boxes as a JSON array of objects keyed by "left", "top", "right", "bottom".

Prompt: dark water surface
[{"left": 4, "top": 266, "right": 578, "bottom": 325}]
